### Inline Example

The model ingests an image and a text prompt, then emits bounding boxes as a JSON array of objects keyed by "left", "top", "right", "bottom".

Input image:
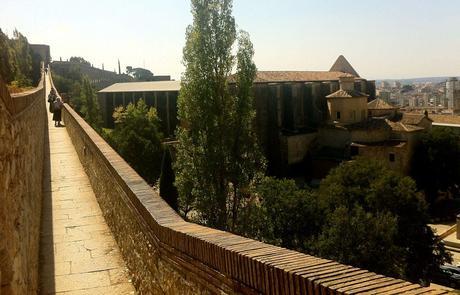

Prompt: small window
[
  {"left": 336, "top": 111, "right": 341, "bottom": 120},
  {"left": 351, "top": 146, "right": 359, "bottom": 156},
  {"left": 389, "top": 153, "right": 395, "bottom": 162},
  {"left": 361, "top": 110, "right": 366, "bottom": 119}
]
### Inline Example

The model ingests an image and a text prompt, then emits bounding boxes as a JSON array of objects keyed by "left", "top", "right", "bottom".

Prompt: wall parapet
[
  {"left": 0, "top": 72, "right": 46, "bottom": 294},
  {"left": 61, "top": 99, "right": 445, "bottom": 294}
]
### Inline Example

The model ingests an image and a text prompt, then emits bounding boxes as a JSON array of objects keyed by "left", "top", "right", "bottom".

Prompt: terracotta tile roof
[
  {"left": 329, "top": 55, "right": 360, "bottom": 77},
  {"left": 253, "top": 71, "right": 355, "bottom": 83},
  {"left": 368, "top": 98, "right": 398, "bottom": 110},
  {"left": 351, "top": 141, "right": 406, "bottom": 148},
  {"left": 326, "top": 89, "right": 368, "bottom": 98},
  {"left": 421, "top": 114, "right": 460, "bottom": 125},
  {"left": 385, "top": 119, "right": 424, "bottom": 132},
  {"left": 346, "top": 118, "right": 391, "bottom": 131},
  {"left": 401, "top": 113, "right": 433, "bottom": 125},
  {"left": 98, "top": 81, "right": 181, "bottom": 93}
]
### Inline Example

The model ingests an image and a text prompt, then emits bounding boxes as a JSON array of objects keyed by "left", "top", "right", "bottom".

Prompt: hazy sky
[{"left": 2, "top": 0, "right": 460, "bottom": 80}]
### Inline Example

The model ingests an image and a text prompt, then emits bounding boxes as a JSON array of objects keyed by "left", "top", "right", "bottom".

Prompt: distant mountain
[{"left": 376, "top": 76, "right": 459, "bottom": 85}]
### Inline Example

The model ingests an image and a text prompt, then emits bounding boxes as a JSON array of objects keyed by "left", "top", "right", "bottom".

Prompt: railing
[{"left": 51, "top": 69, "right": 447, "bottom": 294}]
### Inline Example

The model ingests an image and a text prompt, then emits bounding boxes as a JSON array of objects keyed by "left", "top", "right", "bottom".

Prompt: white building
[{"left": 445, "top": 77, "right": 460, "bottom": 112}]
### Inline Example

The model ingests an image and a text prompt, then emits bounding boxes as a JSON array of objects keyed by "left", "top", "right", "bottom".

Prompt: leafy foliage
[
  {"left": 126, "top": 66, "right": 155, "bottom": 81},
  {"left": 174, "top": 0, "right": 265, "bottom": 230},
  {"left": 105, "top": 100, "right": 164, "bottom": 185},
  {"left": 239, "top": 177, "right": 320, "bottom": 250},
  {"left": 316, "top": 158, "right": 451, "bottom": 281},
  {"left": 411, "top": 127, "right": 460, "bottom": 209},
  {"left": 80, "top": 77, "right": 102, "bottom": 129},
  {"left": 52, "top": 65, "right": 84, "bottom": 113},
  {"left": 239, "top": 158, "right": 451, "bottom": 282},
  {"left": 69, "top": 56, "right": 91, "bottom": 67},
  {"left": 159, "top": 148, "right": 179, "bottom": 211},
  {"left": 0, "top": 28, "right": 41, "bottom": 87},
  {"left": 52, "top": 65, "right": 101, "bottom": 130}
]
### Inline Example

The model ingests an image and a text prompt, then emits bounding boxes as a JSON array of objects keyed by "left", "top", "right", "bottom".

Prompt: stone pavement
[{"left": 39, "top": 74, "right": 136, "bottom": 294}]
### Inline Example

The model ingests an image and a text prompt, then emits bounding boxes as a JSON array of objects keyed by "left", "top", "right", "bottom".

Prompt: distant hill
[
  {"left": 377, "top": 76, "right": 459, "bottom": 85},
  {"left": 51, "top": 61, "right": 134, "bottom": 90}
]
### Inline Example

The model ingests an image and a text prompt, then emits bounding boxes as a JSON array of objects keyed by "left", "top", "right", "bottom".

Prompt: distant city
[{"left": 376, "top": 76, "right": 460, "bottom": 114}]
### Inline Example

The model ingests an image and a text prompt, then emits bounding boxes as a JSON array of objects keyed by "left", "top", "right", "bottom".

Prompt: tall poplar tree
[
  {"left": 80, "top": 77, "right": 102, "bottom": 129},
  {"left": 175, "top": 0, "right": 265, "bottom": 231}
]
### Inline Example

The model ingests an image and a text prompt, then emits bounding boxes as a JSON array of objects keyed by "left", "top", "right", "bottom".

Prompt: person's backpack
[{"left": 53, "top": 100, "right": 62, "bottom": 111}]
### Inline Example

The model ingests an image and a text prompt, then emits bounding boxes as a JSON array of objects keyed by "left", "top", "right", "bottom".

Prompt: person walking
[
  {"left": 47, "top": 89, "right": 56, "bottom": 114},
  {"left": 52, "top": 97, "right": 64, "bottom": 127}
]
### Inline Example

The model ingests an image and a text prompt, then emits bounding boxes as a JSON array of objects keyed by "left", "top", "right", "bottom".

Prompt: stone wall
[
  {"left": 61, "top": 100, "right": 443, "bottom": 294},
  {"left": 352, "top": 142, "right": 410, "bottom": 174},
  {"left": 0, "top": 74, "right": 46, "bottom": 294}
]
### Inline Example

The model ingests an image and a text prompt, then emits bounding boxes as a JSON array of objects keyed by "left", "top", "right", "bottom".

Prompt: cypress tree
[{"left": 159, "top": 148, "right": 179, "bottom": 211}]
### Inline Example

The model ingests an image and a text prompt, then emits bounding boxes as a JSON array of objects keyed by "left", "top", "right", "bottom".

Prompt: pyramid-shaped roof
[
  {"left": 329, "top": 55, "right": 360, "bottom": 77},
  {"left": 368, "top": 98, "right": 397, "bottom": 110}
]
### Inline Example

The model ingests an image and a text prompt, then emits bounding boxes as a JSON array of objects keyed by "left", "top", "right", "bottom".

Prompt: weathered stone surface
[
  {"left": 0, "top": 74, "right": 46, "bottom": 294},
  {"left": 38, "top": 74, "right": 135, "bottom": 294}
]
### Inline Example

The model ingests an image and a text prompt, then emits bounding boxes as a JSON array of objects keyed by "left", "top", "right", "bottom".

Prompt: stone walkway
[{"left": 39, "top": 74, "right": 136, "bottom": 294}]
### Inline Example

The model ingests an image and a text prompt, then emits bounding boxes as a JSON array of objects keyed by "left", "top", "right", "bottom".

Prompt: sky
[{"left": 2, "top": 0, "right": 460, "bottom": 80}]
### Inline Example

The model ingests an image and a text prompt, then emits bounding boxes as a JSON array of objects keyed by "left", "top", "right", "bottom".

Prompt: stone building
[
  {"left": 292, "top": 76, "right": 433, "bottom": 177},
  {"left": 97, "top": 55, "right": 377, "bottom": 176},
  {"left": 95, "top": 55, "right": 431, "bottom": 177},
  {"left": 98, "top": 81, "right": 180, "bottom": 137},
  {"left": 368, "top": 98, "right": 398, "bottom": 118},
  {"left": 347, "top": 101, "right": 431, "bottom": 174},
  {"left": 445, "top": 77, "right": 460, "bottom": 113},
  {"left": 326, "top": 76, "right": 368, "bottom": 124},
  {"left": 236, "top": 56, "right": 376, "bottom": 175}
]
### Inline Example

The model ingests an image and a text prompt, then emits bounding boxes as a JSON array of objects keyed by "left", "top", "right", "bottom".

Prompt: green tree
[
  {"left": 69, "top": 56, "right": 91, "bottom": 67},
  {"left": 10, "top": 30, "right": 33, "bottom": 86},
  {"left": 411, "top": 127, "right": 460, "bottom": 209},
  {"left": 125, "top": 67, "right": 155, "bottom": 81},
  {"left": 52, "top": 66, "right": 85, "bottom": 114},
  {"left": 0, "top": 29, "right": 14, "bottom": 83},
  {"left": 107, "top": 100, "right": 163, "bottom": 184},
  {"left": 316, "top": 158, "right": 451, "bottom": 282},
  {"left": 0, "top": 28, "right": 41, "bottom": 86},
  {"left": 240, "top": 177, "right": 320, "bottom": 250},
  {"left": 159, "top": 148, "right": 179, "bottom": 211},
  {"left": 315, "top": 206, "right": 402, "bottom": 276},
  {"left": 174, "top": 0, "right": 265, "bottom": 230},
  {"left": 80, "top": 77, "right": 102, "bottom": 129}
]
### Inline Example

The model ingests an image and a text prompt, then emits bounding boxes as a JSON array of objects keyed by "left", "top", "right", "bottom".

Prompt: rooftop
[
  {"left": 421, "top": 113, "right": 460, "bottom": 125},
  {"left": 326, "top": 89, "right": 368, "bottom": 98},
  {"left": 345, "top": 118, "right": 391, "bottom": 131},
  {"left": 98, "top": 80, "right": 181, "bottom": 93},
  {"left": 253, "top": 71, "right": 356, "bottom": 83},
  {"left": 401, "top": 113, "right": 433, "bottom": 125},
  {"left": 351, "top": 141, "right": 407, "bottom": 148},
  {"left": 386, "top": 119, "right": 425, "bottom": 132},
  {"left": 368, "top": 98, "right": 398, "bottom": 110},
  {"left": 329, "top": 55, "right": 360, "bottom": 77}
]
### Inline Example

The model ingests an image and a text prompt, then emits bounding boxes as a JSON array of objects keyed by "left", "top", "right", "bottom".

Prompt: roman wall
[{"left": 0, "top": 74, "right": 46, "bottom": 294}]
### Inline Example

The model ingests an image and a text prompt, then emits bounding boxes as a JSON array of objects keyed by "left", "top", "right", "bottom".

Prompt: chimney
[{"left": 339, "top": 75, "right": 355, "bottom": 91}]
